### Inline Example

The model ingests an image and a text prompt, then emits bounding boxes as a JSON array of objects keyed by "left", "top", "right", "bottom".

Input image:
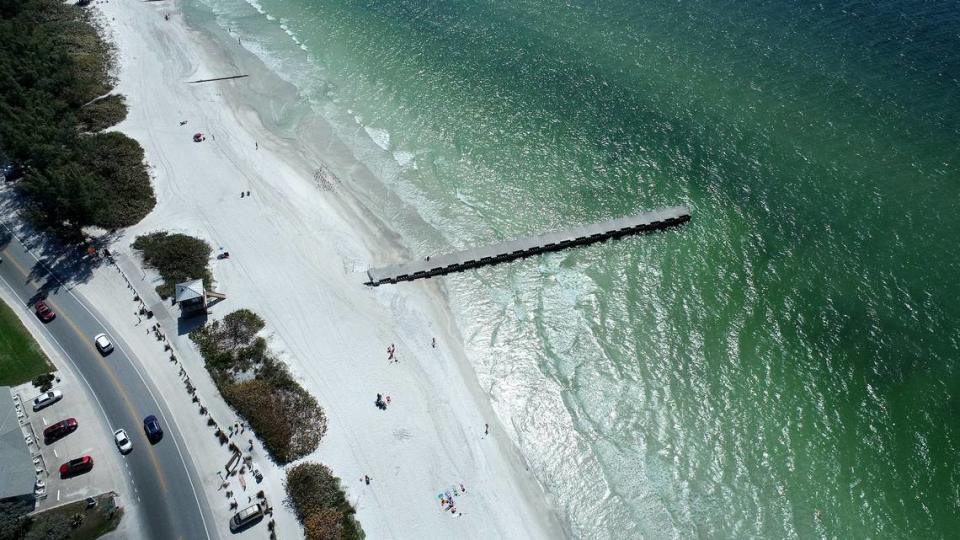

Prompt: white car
[
  {"left": 32, "top": 389, "right": 63, "bottom": 411},
  {"left": 114, "top": 429, "right": 133, "bottom": 454},
  {"left": 94, "top": 333, "right": 114, "bottom": 355}
]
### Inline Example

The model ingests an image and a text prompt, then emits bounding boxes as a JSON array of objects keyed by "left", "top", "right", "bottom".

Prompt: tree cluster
[
  {"left": 132, "top": 231, "right": 213, "bottom": 299},
  {"left": 285, "top": 463, "right": 364, "bottom": 540},
  {"left": 0, "top": 0, "right": 154, "bottom": 238},
  {"left": 77, "top": 94, "right": 127, "bottom": 133},
  {"left": 191, "top": 309, "right": 328, "bottom": 463}
]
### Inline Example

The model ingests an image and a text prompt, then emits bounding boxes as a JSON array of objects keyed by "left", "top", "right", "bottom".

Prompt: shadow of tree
[
  {"left": 1, "top": 188, "right": 121, "bottom": 305},
  {"left": 0, "top": 228, "right": 11, "bottom": 251}
]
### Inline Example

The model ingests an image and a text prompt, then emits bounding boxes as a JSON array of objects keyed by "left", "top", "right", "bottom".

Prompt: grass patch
[
  {"left": 0, "top": 0, "right": 154, "bottom": 238},
  {"left": 78, "top": 94, "right": 128, "bottom": 133},
  {"left": 286, "top": 463, "right": 363, "bottom": 540},
  {"left": 16, "top": 492, "right": 122, "bottom": 540},
  {"left": 132, "top": 232, "right": 212, "bottom": 299},
  {"left": 0, "top": 298, "right": 52, "bottom": 386},
  {"left": 190, "top": 309, "right": 327, "bottom": 464}
]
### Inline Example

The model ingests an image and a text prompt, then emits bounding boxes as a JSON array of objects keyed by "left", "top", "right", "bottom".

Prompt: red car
[
  {"left": 43, "top": 418, "right": 78, "bottom": 442},
  {"left": 35, "top": 300, "right": 55, "bottom": 322},
  {"left": 59, "top": 456, "right": 94, "bottom": 478}
]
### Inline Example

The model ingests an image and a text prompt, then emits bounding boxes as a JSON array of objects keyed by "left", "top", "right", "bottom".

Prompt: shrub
[
  {"left": 78, "top": 132, "right": 155, "bottom": 228},
  {"left": 132, "top": 232, "right": 212, "bottom": 299},
  {"left": 77, "top": 94, "right": 128, "bottom": 133},
  {"left": 222, "top": 373, "right": 325, "bottom": 463},
  {"left": 286, "top": 463, "right": 363, "bottom": 540},
  {"left": 190, "top": 309, "right": 327, "bottom": 463},
  {"left": 304, "top": 509, "right": 345, "bottom": 540},
  {"left": 32, "top": 373, "right": 55, "bottom": 392}
]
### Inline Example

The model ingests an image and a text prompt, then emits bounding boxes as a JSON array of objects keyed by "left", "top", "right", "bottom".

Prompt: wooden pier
[{"left": 365, "top": 205, "right": 690, "bottom": 286}]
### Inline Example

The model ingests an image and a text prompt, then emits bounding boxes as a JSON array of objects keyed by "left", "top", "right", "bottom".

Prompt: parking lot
[{"left": 12, "top": 371, "right": 127, "bottom": 510}]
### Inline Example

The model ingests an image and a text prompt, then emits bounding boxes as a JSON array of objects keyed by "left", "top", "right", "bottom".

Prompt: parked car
[
  {"left": 32, "top": 389, "right": 63, "bottom": 411},
  {"left": 94, "top": 333, "right": 114, "bottom": 355},
  {"left": 143, "top": 415, "right": 163, "bottom": 443},
  {"left": 114, "top": 429, "right": 133, "bottom": 454},
  {"left": 59, "top": 455, "right": 94, "bottom": 478},
  {"left": 43, "top": 418, "right": 78, "bottom": 442},
  {"left": 229, "top": 504, "right": 264, "bottom": 532},
  {"left": 35, "top": 300, "right": 55, "bottom": 322}
]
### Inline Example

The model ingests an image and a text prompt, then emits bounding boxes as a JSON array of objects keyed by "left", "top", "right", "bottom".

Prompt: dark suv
[
  {"left": 43, "top": 418, "right": 78, "bottom": 443},
  {"left": 143, "top": 415, "right": 163, "bottom": 443}
]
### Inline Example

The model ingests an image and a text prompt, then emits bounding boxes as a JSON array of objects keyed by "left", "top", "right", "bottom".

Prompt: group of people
[
  {"left": 374, "top": 393, "right": 391, "bottom": 411},
  {"left": 437, "top": 483, "right": 468, "bottom": 516},
  {"left": 387, "top": 343, "right": 398, "bottom": 363}
]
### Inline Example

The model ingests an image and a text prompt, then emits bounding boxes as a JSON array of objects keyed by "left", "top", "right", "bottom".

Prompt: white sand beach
[{"left": 90, "top": 0, "right": 565, "bottom": 537}]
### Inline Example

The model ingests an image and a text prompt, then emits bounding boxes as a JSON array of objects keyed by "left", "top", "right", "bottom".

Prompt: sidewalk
[{"left": 69, "top": 247, "right": 301, "bottom": 539}]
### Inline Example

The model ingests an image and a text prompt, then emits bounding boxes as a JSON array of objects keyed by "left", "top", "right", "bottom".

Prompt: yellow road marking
[
  {"left": 2, "top": 251, "right": 32, "bottom": 283},
  {"left": 55, "top": 303, "right": 170, "bottom": 493},
  {"left": 2, "top": 246, "right": 169, "bottom": 492}
]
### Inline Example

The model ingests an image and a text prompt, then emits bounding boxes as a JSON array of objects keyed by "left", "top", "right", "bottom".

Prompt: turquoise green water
[{"left": 189, "top": 0, "right": 960, "bottom": 536}]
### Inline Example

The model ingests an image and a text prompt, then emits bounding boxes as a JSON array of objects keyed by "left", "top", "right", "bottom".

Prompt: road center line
[
  {"left": 56, "top": 312, "right": 170, "bottom": 493},
  {"left": 2, "top": 224, "right": 212, "bottom": 539},
  {"left": 0, "top": 241, "right": 169, "bottom": 493}
]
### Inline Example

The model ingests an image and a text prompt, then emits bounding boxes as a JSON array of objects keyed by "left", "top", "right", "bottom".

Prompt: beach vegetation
[
  {"left": 0, "top": 491, "right": 123, "bottom": 540},
  {"left": 285, "top": 463, "right": 363, "bottom": 540},
  {"left": 190, "top": 309, "right": 328, "bottom": 463},
  {"left": 78, "top": 95, "right": 128, "bottom": 133},
  {"left": 132, "top": 232, "right": 213, "bottom": 299},
  {"left": 0, "top": 0, "right": 154, "bottom": 238},
  {"left": 32, "top": 373, "right": 56, "bottom": 392}
]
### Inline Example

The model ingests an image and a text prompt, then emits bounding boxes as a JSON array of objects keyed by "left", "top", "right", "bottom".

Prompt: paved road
[{"left": 0, "top": 226, "right": 217, "bottom": 540}]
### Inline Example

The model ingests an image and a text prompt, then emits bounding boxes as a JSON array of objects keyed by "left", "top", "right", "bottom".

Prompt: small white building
[{"left": 175, "top": 279, "right": 206, "bottom": 315}]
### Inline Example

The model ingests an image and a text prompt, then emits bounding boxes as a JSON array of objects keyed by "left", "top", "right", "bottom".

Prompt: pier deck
[{"left": 365, "top": 205, "right": 690, "bottom": 286}]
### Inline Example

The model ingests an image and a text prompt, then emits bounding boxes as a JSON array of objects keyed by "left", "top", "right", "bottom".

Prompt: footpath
[{"left": 70, "top": 247, "right": 301, "bottom": 539}]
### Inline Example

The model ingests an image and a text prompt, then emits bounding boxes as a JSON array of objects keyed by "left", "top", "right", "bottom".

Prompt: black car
[{"left": 143, "top": 415, "right": 163, "bottom": 443}]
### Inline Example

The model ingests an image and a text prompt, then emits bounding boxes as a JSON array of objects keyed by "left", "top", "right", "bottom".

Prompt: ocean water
[{"left": 185, "top": 0, "right": 960, "bottom": 537}]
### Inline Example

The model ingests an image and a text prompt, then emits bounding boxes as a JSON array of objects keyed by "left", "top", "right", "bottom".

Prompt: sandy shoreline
[{"left": 92, "top": 0, "right": 566, "bottom": 537}]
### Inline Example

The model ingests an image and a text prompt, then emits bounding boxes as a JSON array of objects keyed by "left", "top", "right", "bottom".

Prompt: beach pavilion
[{"left": 175, "top": 279, "right": 207, "bottom": 315}]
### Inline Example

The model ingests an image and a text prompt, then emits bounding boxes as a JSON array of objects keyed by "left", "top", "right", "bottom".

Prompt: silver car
[
  {"left": 32, "top": 389, "right": 63, "bottom": 411},
  {"left": 94, "top": 333, "right": 114, "bottom": 355},
  {"left": 114, "top": 429, "right": 133, "bottom": 454}
]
